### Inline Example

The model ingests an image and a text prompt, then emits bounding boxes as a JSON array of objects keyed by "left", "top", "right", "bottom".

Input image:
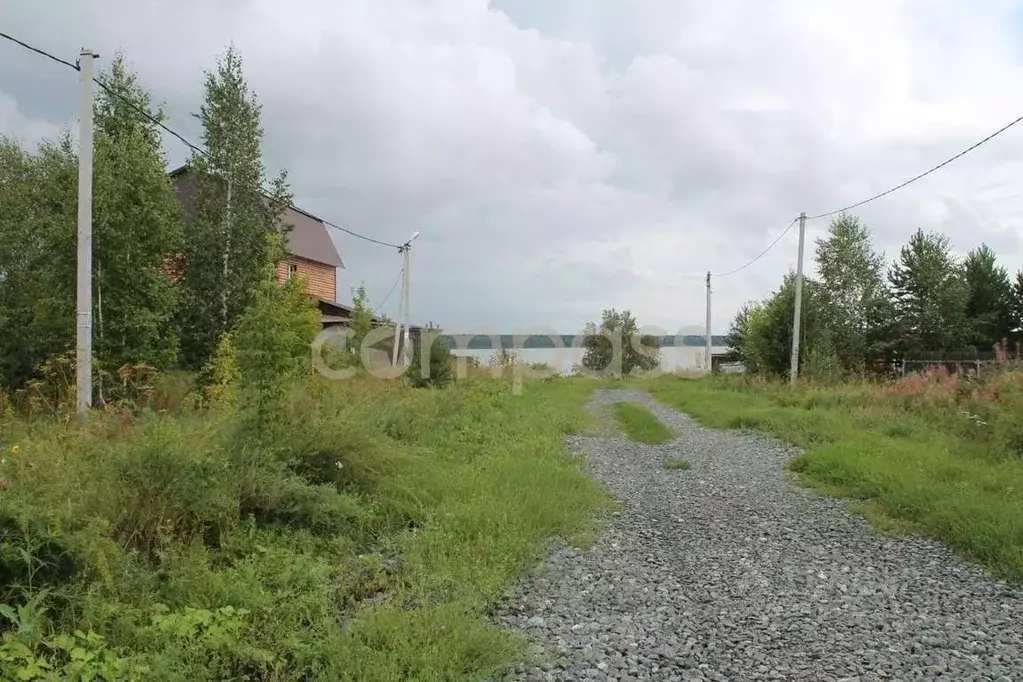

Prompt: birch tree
[
  {"left": 178, "top": 46, "right": 292, "bottom": 369},
  {"left": 92, "top": 53, "right": 183, "bottom": 373},
  {"left": 813, "top": 214, "right": 886, "bottom": 372}
]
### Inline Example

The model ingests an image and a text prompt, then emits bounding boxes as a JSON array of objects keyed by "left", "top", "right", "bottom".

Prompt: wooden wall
[{"left": 278, "top": 256, "right": 337, "bottom": 301}]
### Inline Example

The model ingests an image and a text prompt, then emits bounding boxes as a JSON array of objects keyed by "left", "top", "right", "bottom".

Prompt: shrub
[
  {"left": 233, "top": 232, "right": 321, "bottom": 426},
  {"left": 0, "top": 591, "right": 148, "bottom": 681},
  {"left": 0, "top": 516, "right": 79, "bottom": 603},
  {"left": 193, "top": 334, "right": 240, "bottom": 409},
  {"left": 408, "top": 334, "right": 453, "bottom": 389},
  {"left": 112, "top": 425, "right": 238, "bottom": 556}
]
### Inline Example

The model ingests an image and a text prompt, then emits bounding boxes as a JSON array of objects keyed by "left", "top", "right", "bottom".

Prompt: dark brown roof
[{"left": 169, "top": 165, "right": 344, "bottom": 269}]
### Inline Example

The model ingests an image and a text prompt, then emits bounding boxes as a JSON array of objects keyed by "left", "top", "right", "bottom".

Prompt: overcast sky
[{"left": 4, "top": 0, "right": 1023, "bottom": 336}]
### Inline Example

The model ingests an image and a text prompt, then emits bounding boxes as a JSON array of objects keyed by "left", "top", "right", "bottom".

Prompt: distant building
[
  {"left": 169, "top": 165, "right": 419, "bottom": 356},
  {"left": 169, "top": 165, "right": 342, "bottom": 305}
]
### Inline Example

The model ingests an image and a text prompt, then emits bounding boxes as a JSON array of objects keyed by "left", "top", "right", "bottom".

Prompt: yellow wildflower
[{"left": 9, "top": 445, "right": 18, "bottom": 455}]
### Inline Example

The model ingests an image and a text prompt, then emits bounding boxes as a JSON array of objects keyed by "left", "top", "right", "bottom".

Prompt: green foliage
[
  {"left": 233, "top": 233, "right": 321, "bottom": 425},
  {"left": 0, "top": 375, "right": 608, "bottom": 679},
  {"left": 813, "top": 214, "right": 888, "bottom": 372},
  {"left": 489, "top": 348, "right": 519, "bottom": 370},
  {"left": 348, "top": 285, "right": 374, "bottom": 353},
  {"left": 963, "top": 244, "right": 1013, "bottom": 349},
  {"left": 0, "top": 55, "right": 183, "bottom": 396},
  {"left": 1010, "top": 271, "right": 1023, "bottom": 342},
  {"left": 0, "top": 135, "right": 78, "bottom": 390},
  {"left": 729, "top": 274, "right": 833, "bottom": 377},
  {"left": 177, "top": 46, "right": 293, "bottom": 370},
  {"left": 888, "top": 228, "right": 969, "bottom": 353},
  {"left": 662, "top": 458, "right": 691, "bottom": 471},
  {"left": 91, "top": 53, "right": 183, "bottom": 375},
  {"left": 0, "top": 592, "right": 147, "bottom": 681},
  {"left": 408, "top": 333, "right": 454, "bottom": 389},
  {"left": 145, "top": 604, "right": 275, "bottom": 679},
  {"left": 725, "top": 301, "right": 756, "bottom": 364},
  {"left": 582, "top": 309, "right": 659, "bottom": 377},
  {"left": 613, "top": 402, "right": 674, "bottom": 444},
  {"left": 729, "top": 214, "right": 1023, "bottom": 378},
  {"left": 194, "top": 333, "right": 240, "bottom": 408}
]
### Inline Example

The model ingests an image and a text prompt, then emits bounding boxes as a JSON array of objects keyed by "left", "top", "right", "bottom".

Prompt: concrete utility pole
[
  {"left": 76, "top": 49, "right": 98, "bottom": 417},
  {"left": 401, "top": 243, "right": 411, "bottom": 366},
  {"left": 390, "top": 232, "right": 419, "bottom": 367},
  {"left": 705, "top": 271, "right": 712, "bottom": 374},
  {"left": 390, "top": 256, "right": 405, "bottom": 367},
  {"left": 789, "top": 212, "right": 807, "bottom": 385}
]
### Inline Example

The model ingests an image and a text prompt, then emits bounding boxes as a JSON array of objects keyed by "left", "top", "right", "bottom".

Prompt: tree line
[
  {"left": 727, "top": 214, "right": 1023, "bottom": 378},
  {"left": 0, "top": 47, "right": 293, "bottom": 395}
]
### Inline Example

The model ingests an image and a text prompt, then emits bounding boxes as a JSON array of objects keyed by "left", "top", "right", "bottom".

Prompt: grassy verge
[
  {"left": 663, "top": 458, "right": 691, "bottom": 470},
  {"left": 613, "top": 402, "right": 674, "bottom": 444},
  {"left": 645, "top": 373, "right": 1023, "bottom": 581},
  {"left": 0, "top": 375, "right": 609, "bottom": 680}
]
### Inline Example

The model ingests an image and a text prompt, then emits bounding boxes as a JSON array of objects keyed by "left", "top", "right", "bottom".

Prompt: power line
[
  {"left": 807, "top": 112, "right": 1023, "bottom": 220},
  {"left": 0, "top": 31, "right": 79, "bottom": 70},
  {"left": 90, "top": 77, "right": 209, "bottom": 159},
  {"left": 712, "top": 218, "right": 799, "bottom": 278},
  {"left": 323, "top": 220, "right": 400, "bottom": 249},
  {"left": 372, "top": 268, "right": 403, "bottom": 315},
  {"left": 0, "top": 31, "right": 401, "bottom": 250}
]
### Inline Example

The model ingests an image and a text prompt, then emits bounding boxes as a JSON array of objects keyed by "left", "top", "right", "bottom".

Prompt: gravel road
[{"left": 494, "top": 388, "right": 1023, "bottom": 682}]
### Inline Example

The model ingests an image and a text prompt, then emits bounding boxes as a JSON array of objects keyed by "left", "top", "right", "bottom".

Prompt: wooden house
[
  {"left": 169, "top": 165, "right": 419, "bottom": 357},
  {"left": 170, "top": 165, "right": 343, "bottom": 322}
]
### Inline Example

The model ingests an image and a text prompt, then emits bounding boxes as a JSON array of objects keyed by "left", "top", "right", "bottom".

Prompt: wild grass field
[
  {"left": 0, "top": 373, "right": 609, "bottom": 680},
  {"left": 646, "top": 368, "right": 1023, "bottom": 581}
]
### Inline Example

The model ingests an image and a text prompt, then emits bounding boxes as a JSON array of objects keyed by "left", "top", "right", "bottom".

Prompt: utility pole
[
  {"left": 401, "top": 244, "right": 411, "bottom": 366},
  {"left": 390, "top": 251, "right": 405, "bottom": 367},
  {"left": 76, "top": 49, "right": 98, "bottom": 417},
  {"left": 705, "top": 271, "right": 712, "bottom": 374},
  {"left": 389, "top": 232, "right": 419, "bottom": 367},
  {"left": 789, "top": 212, "right": 807, "bottom": 385}
]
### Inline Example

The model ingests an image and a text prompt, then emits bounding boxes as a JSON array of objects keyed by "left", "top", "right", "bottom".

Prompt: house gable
[
  {"left": 279, "top": 255, "right": 336, "bottom": 301},
  {"left": 168, "top": 165, "right": 344, "bottom": 271}
]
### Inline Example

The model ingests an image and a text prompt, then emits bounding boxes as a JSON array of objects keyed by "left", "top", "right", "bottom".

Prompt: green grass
[
  {"left": 0, "top": 375, "right": 610, "bottom": 680},
  {"left": 644, "top": 374, "right": 1023, "bottom": 581},
  {"left": 613, "top": 402, "right": 675, "bottom": 444},
  {"left": 662, "top": 457, "right": 691, "bottom": 470}
]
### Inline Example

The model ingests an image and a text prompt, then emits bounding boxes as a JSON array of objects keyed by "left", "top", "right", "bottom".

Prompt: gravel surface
[{"left": 494, "top": 388, "right": 1023, "bottom": 682}]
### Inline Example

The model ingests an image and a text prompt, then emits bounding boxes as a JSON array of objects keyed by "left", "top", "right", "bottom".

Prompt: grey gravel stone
[{"left": 493, "top": 388, "right": 1023, "bottom": 681}]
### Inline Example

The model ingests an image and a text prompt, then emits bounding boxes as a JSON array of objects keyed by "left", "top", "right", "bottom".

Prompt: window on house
[{"left": 286, "top": 263, "right": 298, "bottom": 279}]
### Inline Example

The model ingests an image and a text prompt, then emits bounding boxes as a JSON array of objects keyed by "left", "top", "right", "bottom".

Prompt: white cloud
[{"left": 3, "top": 0, "right": 1023, "bottom": 334}]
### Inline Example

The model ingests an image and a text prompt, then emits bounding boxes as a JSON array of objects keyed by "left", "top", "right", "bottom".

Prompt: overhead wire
[
  {"left": 711, "top": 218, "right": 799, "bottom": 278},
  {"left": 711, "top": 110, "right": 1023, "bottom": 276},
  {"left": 372, "top": 268, "right": 403, "bottom": 316},
  {"left": 0, "top": 30, "right": 79, "bottom": 70},
  {"left": 806, "top": 112, "right": 1023, "bottom": 220},
  {"left": 0, "top": 31, "right": 403, "bottom": 251}
]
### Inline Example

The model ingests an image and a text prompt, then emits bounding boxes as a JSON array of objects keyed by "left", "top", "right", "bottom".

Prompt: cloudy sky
[{"left": 4, "top": 0, "right": 1023, "bottom": 337}]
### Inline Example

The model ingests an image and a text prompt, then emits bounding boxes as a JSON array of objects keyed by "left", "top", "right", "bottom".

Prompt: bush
[
  {"left": 408, "top": 334, "right": 453, "bottom": 389},
  {"left": 112, "top": 425, "right": 238, "bottom": 556}
]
